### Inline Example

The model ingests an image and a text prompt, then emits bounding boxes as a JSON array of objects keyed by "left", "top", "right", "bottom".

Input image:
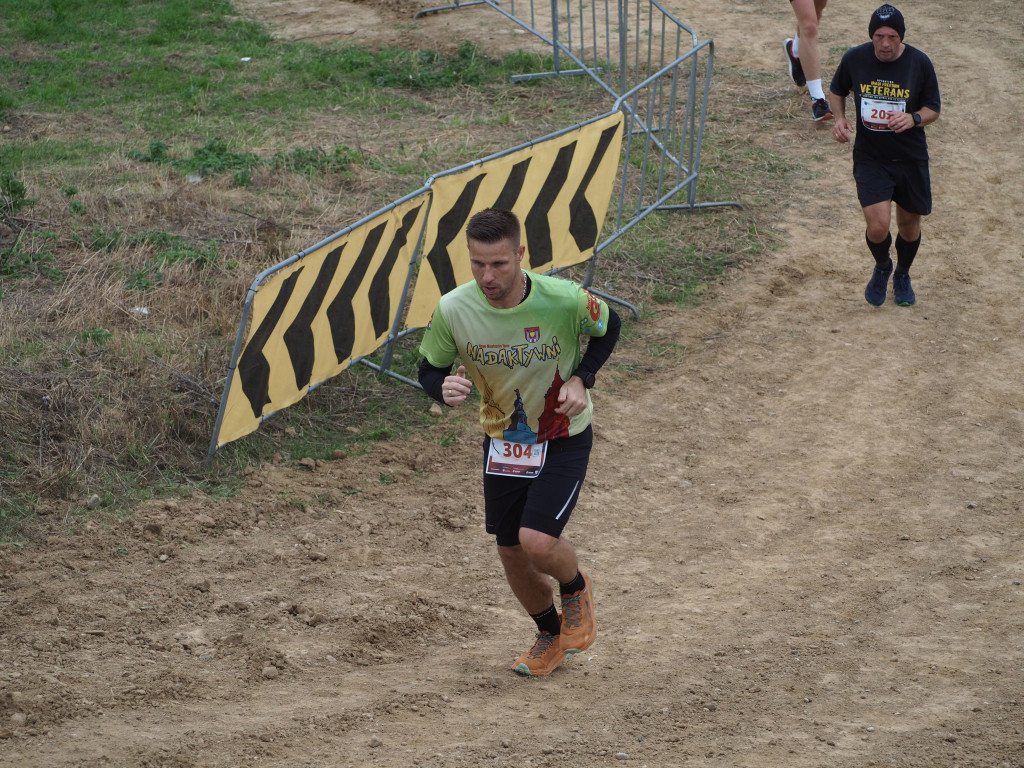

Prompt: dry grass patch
[{"left": 0, "top": 49, "right": 799, "bottom": 535}]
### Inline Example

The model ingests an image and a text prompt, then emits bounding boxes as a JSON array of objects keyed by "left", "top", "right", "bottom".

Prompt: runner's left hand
[{"left": 556, "top": 376, "right": 588, "bottom": 417}]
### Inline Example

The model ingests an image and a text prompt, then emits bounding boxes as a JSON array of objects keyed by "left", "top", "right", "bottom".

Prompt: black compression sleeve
[
  {"left": 417, "top": 357, "right": 452, "bottom": 405},
  {"left": 575, "top": 306, "right": 621, "bottom": 378}
]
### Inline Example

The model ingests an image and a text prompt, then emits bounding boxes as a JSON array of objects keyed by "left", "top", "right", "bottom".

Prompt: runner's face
[
  {"left": 468, "top": 236, "right": 525, "bottom": 308},
  {"left": 872, "top": 28, "right": 903, "bottom": 62}
]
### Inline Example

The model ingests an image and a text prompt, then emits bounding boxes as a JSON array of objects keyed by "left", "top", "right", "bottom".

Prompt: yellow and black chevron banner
[
  {"left": 215, "top": 195, "right": 429, "bottom": 449},
  {"left": 404, "top": 111, "right": 625, "bottom": 328},
  {"left": 212, "top": 112, "right": 625, "bottom": 453}
]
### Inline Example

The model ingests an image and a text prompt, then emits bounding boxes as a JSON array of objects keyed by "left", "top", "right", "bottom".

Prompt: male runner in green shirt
[{"left": 418, "top": 208, "right": 620, "bottom": 675}]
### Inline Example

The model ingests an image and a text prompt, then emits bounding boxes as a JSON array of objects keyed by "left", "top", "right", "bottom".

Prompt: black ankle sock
[
  {"left": 866, "top": 231, "right": 893, "bottom": 268},
  {"left": 559, "top": 571, "right": 585, "bottom": 598},
  {"left": 531, "top": 604, "right": 561, "bottom": 636},
  {"left": 895, "top": 233, "right": 921, "bottom": 275}
]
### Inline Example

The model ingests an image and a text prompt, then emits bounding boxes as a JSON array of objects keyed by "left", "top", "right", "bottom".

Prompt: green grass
[
  {"left": 125, "top": 137, "right": 380, "bottom": 181},
  {"left": 0, "top": 245, "right": 63, "bottom": 283},
  {"left": 0, "top": 0, "right": 557, "bottom": 163}
]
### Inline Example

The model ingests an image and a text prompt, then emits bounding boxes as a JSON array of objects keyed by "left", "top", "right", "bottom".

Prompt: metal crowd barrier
[
  {"left": 412, "top": 0, "right": 739, "bottom": 314},
  {"left": 207, "top": 0, "right": 740, "bottom": 460}
]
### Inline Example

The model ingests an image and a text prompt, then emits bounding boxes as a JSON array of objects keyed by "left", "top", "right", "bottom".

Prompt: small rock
[
  {"left": 10, "top": 713, "right": 27, "bottom": 727},
  {"left": 429, "top": 403, "right": 444, "bottom": 416},
  {"left": 195, "top": 514, "right": 216, "bottom": 527},
  {"left": 261, "top": 666, "right": 279, "bottom": 679},
  {"left": 299, "top": 457, "right": 316, "bottom": 470},
  {"left": 615, "top": 752, "right": 630, "bottom": 760},
  {"left": 86, "top": 494, "right": 101, "bottom": 509},
  {"left": 368, "top": 736, "right": 383, "bottom": 748}
]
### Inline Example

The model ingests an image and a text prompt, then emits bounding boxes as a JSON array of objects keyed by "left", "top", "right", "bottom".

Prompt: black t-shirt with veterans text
[{"left": 831, "top": 42, "right": 941, "bottom": 163}]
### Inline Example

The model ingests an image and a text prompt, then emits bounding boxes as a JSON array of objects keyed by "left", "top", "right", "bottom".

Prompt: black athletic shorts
[
  {"left": 482, "top": 425, "right": 593, "bottom": 547},
  {"left": 853, "top": 153, "right": 932, "bottom": 215}
]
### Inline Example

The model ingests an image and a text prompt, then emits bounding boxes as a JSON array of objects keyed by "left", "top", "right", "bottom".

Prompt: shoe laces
[
  {"left": 528, "top": 632, "right": 558, "bottom": 658},
  {"left": 561, "top": 591, "right": 584, "bottom": 630}
]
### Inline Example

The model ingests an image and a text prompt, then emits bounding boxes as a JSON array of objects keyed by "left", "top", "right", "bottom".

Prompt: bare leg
[
  {"left": 862, "top": 200, "right": 894, "bottom": 243},
  {"left": 497, "top": 528, "right": 578, "bottom": 615},
  {"left": 791, "top": 0, "right": 826, "bottom": 82}
]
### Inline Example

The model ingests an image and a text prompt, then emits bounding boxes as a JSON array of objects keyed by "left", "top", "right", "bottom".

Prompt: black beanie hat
[{"left": 870, "top": 4, "right": 905, "bottom": 40}]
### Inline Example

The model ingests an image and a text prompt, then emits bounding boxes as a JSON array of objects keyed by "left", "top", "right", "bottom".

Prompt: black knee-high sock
[
  {"left": 531, "top": 604, "right": 561, "bottom": 636},
  {"left": 895, "top": 233, "right": 921, "bottom": 275},
  {"left": 866, "top": 231, "right": 892, "bottom": 268}
]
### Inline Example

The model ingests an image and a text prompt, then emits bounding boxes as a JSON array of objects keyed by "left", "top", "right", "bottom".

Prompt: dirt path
[{"left": 2, "top": 1, "right": 1022, "bottom": 766}]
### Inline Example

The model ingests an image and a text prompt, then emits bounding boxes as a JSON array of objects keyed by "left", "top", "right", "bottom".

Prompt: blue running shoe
[
  {"left": 865, "top": 259, "right": 893, "bottom": 306},
  {"left": 893, "top": 272, "right": 916, "bottom": 306}
]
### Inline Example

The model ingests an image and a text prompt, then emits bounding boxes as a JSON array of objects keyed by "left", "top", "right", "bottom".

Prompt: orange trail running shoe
[
  {"left": 512, "top": 632, "right": 565, "bottom": 676},
  {"left": 560, "top": 571, "right": 596, "bottom": 655}
]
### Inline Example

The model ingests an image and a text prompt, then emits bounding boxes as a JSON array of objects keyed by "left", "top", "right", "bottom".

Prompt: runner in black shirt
[{"left": 829, "top": 5, "right": 940, "bottom": 306}]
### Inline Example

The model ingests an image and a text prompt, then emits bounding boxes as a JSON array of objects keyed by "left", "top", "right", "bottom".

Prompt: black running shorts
[
  {"left": 482, "top": 425, "right": 593, "bottom": 547},
  {"left": 853, "top": 153, "right": 932, "bottom": 215}
]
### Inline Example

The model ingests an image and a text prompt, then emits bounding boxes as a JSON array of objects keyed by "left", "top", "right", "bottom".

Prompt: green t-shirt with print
[{"left": 418, "top": 272, "right": 610, "bottom": 441}]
